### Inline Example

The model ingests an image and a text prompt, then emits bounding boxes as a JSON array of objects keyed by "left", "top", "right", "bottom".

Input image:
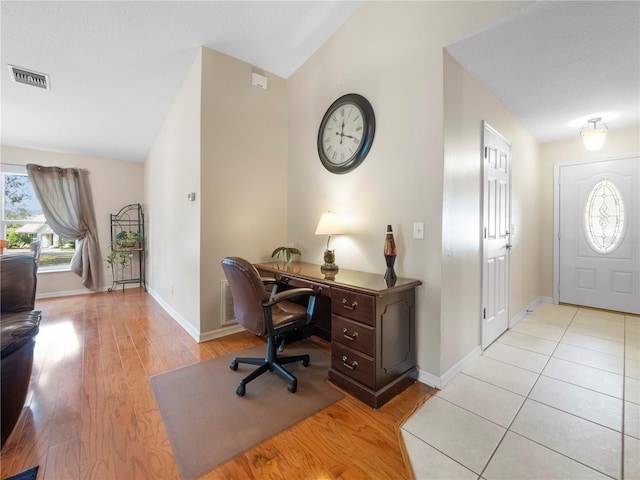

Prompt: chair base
[{"left": 230, "top": 336, "right": 309, "bottom": 396}]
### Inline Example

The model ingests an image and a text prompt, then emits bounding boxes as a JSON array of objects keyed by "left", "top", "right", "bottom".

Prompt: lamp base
[
  {"left": 321, "top": 263, "right": 339, "bottom": 272},
  {"left": 322, "top": 249, "right": 338, "bottom": 271}
]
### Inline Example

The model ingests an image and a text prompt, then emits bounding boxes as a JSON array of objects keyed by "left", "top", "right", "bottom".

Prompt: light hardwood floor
[{"left": 1, "top": 289, "right": 436, "bottom": 479}]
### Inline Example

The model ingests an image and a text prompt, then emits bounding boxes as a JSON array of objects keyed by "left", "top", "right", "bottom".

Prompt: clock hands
[{"left": 334, "top": 120, "right": 360, "bottom": 144}]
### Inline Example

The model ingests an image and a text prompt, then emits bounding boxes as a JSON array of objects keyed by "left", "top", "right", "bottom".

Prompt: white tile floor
[{"left": 402, "top": 304, "right": 640, "bottom": 480}]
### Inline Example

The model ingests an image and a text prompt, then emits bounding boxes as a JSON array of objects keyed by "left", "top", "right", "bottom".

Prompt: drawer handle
[
  {"left": 342, "top": 328, "right": 358, "bottom": 341},
  {"left": 342, "top": 298, "right": 358, "bottom": 311},
  {"left": 342, "top": 355, "right": 358, "bottom": 370}
]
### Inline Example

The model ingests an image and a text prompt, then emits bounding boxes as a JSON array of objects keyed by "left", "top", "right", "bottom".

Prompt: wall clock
[{"left": 317, "top": 93, "right": 375, "bottom": 174}]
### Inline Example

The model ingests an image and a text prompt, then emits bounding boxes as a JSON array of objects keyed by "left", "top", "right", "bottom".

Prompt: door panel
[
  {"left": 559, "top": 156, "right": 639, "bottom": 314},
  {"left": 482, "top": 123, "right": 511, "bottom": 349}
]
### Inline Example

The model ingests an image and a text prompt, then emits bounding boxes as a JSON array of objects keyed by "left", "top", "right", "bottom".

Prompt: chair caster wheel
[
  {"left": 288, "top": 382, "right": 297, "bottom": 394},
  {"left": 236, "top": 384, "right": 245, "bottom": 397},
  {"left": 302, "top": 357, "right": 310, "bottom": 367},
  {"left": 230, "top": 360, "right": 238, "bottom": 371}
]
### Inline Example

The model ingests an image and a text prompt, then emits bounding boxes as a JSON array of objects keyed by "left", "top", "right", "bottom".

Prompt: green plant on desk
[{"left": 271, "top": 246, "right": 301, "bottom": 263}]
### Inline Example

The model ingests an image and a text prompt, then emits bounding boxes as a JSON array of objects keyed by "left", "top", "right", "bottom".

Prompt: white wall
[
  {"left": 199, "top": 47, "right": 288, "bottom": 335},
  {"left": 145, "top": 49, "right": 202, "bottom": 337},
  {"left": 1, "top": 145, "right": 143, "bottom": 296},
  {"left": 442, "top": 52, "right": 541, "bottom": 374},
  {"left": 144, "top": 47, "right": 288, "bottom": 339},
  {"left": 286, "top": 1, "right": 528, "bottom": 377},
  {"left": 538, "top": 126, "right": 640, "bottom": 298}
]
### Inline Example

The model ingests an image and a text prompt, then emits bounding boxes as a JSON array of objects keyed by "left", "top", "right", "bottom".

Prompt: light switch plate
[{"left": 413, "top": 222, "right": 425, "bottom": 239}]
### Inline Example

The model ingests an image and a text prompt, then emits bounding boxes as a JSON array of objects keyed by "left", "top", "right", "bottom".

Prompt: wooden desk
[{"left": 254, "top": 261, "right": 422, "bottom": 408}]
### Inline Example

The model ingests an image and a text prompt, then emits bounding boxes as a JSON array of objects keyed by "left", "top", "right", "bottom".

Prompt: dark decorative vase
[{"left": 384, "top": 224, "right": 397, "bottom": 283}]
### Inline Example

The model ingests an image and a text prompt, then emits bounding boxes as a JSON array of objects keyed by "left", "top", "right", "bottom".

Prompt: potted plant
[
  {"left": 106, "top": 250, "right": 133, "bottom": 269},
  {"left": 271, "top": 246, "right": 301, "bottom": 263},
  {"left": 115, "top": 230, "right": 141, "bottom": 248}
]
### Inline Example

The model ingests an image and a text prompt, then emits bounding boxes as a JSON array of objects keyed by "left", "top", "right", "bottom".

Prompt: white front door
[
  {"left": 482, "top": 123, "right": 512, "bottom": 349},
  {"left": 558, "top": 156, "right": 639, "bottom": 314}
]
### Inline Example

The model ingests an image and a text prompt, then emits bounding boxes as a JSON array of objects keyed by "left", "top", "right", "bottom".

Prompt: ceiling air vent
[{"left": 8, "top": 65, "right": 50, "bottom": 90}]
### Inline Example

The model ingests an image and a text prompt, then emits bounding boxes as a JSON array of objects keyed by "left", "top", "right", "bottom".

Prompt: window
[
  {"left": 584, "top": 179, "right": 626, "bottom": 254},
  {"left": 1, "top": 165, "right": 75, "bottom": 270}
]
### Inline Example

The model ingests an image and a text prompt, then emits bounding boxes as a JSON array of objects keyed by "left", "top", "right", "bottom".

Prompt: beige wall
[
  {"left": 287, "top": 1, "right": 528, "bottom": 377},
  {"left": 443, "top": 53, "right": 541, "bottom": 373},
  {"left": 144, "top": 47, "right": 288, "bottom": 338},
  {"left": 538, "top": 126, "right": 640, "bottom": 299},
  {"left": 1, "top": 145, "right": 143, "bottom": 296},
  {"left": 145, "top": 49, "right": 202, "bottom": 337},
  {"left": 199, "top": 47, "right": 288, "bottom": 334}
]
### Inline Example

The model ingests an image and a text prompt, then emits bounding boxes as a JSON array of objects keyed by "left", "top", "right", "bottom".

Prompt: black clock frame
[{"left": 317, "top": 93, "right": 376, "bottom": 174}]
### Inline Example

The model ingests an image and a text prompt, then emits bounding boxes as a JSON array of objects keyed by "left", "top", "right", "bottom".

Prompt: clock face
[
  {"left": 321, "top": 102, "right": 365, "bottom": 166},
  {"left": 317, "top": 94, "right": 375, "bottom": 174}
]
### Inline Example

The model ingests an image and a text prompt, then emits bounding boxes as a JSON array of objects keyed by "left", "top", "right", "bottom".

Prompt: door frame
[
  {"left": 481, "top": 121, "right": 512, "bottom": 350},
  {"left": 553, "top": 154, "right": 638, "bottom": 304}
]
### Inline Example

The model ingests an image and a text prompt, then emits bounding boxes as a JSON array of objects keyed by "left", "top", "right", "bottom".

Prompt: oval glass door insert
[{"left": 584, "top": 179, "right": 625, "bottom": 253}]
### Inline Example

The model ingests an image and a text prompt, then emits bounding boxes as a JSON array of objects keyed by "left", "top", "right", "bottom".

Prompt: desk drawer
[
  {"left": 331, "top": 287, "right": 375, "bottom": 326},
  {"left": 277, "top": 275, "right": 328, "bottom": 296},
  {"left": 331, "top": 342, "right": 374, "bottom": 389},
  {"left": 331, "top": 315, "right": 375, "bottom": 357}
]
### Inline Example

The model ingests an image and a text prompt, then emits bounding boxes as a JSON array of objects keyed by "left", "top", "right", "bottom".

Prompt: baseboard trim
[
  {"left": 146, "top": 287, "right": 246, "bottom": 343},
  {"left": 416, "top": 296, "right": 553, "bottom": 390},
  {"left": 416, "top": 370, "right": 442, "bottom": 390},
  {"left": 199, "top": 324, "right": 245, "bottom": 342},
  {"left": 35, "top": 283, "right": 144, "bottom": 299},
  {"left": 146, "top": 287, "right": 201, "bottom": 342},
  {"left": 416, "top": 345, "right": 482, "bottom": 390},
  {"left": 509, "top": 296, "right": 553, "bottom": 328}
]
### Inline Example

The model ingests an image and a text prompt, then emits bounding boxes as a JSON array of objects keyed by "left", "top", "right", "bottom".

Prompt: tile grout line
[
  {"left": 621, "top": 314, "right": 627, "bottom": 480},
  {"left": 408, "top": 306, "right": 632, "bottom": 478},
  {"left": 400, "top": 427, "right": 480, "bottom": 478},
  {"left": 476, "top": 307, "right": 578, "bottom": 479}
]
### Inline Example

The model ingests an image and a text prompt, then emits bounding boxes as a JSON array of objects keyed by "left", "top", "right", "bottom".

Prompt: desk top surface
[{"left": 254, "top": 261, "right": 422, "bottom": 295}]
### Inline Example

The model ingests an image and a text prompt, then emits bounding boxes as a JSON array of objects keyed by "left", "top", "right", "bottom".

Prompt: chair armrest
[
  {"left": 260, "top": 277, "right": 279, "bottom": 300},
  {"left": 265, "top": 287, "right": 316, "bottom": 307}
]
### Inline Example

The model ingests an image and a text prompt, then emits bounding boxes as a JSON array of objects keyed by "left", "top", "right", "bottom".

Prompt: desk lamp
[{"left": 315, "top": 212, "right": 344, "bottom": 271}]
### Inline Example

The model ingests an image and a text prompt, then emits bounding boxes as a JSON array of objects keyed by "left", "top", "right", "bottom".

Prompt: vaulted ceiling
[{"left": 2, "top": 1, "right": 638, "bottom": 163}]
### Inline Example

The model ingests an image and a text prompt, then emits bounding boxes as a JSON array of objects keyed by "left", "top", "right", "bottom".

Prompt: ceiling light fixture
[{"left": 580, "top": 117, "right": 608, "bottom": 151}]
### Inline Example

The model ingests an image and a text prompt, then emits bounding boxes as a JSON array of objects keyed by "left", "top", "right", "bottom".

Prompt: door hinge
[
  {"left": 484, "top": 146, "right": 488, "bottom": 158},
  {"left": 484, "top": 227, "right": 487, "bottom": 239},
  {"left": 483, "top": 307, "right": 486, "bottom": 319}
]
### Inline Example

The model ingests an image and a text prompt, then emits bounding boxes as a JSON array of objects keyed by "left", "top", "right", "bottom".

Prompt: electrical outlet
[{"left": 413, "top": 222, "right": 425, "bottom": 240}]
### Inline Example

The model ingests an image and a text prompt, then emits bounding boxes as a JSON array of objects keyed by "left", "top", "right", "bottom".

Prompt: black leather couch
[{"left": 1, "top": 254, "right": 42, "bottom": 448}]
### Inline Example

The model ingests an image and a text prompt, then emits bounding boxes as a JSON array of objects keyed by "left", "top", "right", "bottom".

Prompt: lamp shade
[
  {"left": 581, "top": 118, "right": 608, "bottom": 151},
  {"left": 315, "top": 212, "right": 344, "bottom": 235}
]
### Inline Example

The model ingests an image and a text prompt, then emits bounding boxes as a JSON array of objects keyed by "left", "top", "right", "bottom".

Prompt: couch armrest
[{"left": 1, "top": 255, "right": 38, "bottom": 313}]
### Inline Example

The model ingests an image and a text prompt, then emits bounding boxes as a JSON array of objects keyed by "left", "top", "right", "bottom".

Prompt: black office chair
[{"left": 221, "top": 257, "right": 317, "bottom": 396}]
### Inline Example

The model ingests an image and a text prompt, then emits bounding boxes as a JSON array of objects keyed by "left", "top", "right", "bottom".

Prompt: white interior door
[
  {"left": 558, "top": 156, "right": 639, "bottom": 314},
  {"left": 482, "top": 123, "right": 512, "bottom": 349}
]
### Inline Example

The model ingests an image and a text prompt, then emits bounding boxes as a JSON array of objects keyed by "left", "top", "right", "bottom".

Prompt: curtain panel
[{"left": 26, "top": 164, "right": 101, "bottom": 290}]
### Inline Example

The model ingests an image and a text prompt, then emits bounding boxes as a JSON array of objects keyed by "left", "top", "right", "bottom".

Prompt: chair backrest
[{"left": 221, "top": 257, "right": 269, "bottom": 337}]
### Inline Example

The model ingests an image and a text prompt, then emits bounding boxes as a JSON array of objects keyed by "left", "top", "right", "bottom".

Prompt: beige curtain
[{"left": 26, "top": 164, "right": 101, "bottom": 290}]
